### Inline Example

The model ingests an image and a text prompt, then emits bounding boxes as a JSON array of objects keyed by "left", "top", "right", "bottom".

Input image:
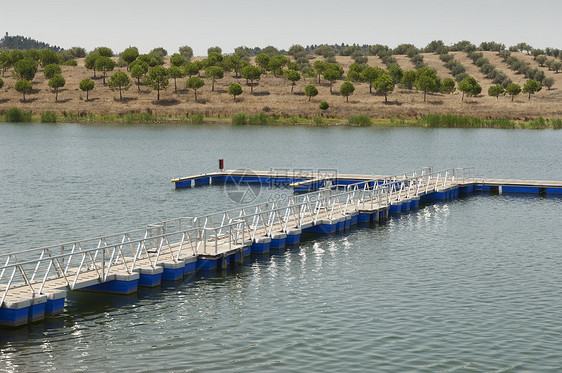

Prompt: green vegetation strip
[{"left": 1, "top": 108, "right": 561, "bottom": 129}]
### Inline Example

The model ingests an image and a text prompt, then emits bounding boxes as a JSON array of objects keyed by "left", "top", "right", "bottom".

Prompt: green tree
[
  {"left": 138, "top": 53, "right": 164, "bottom": 67},
  {"left": 319, "top": 101, "right": 329, "bottom": 112},
  {"left": 144, "top": 65, "right": 169, "bottom": 100},
  {"left": 223, "top": 54, "right": 245, "bottom": 77},
  {"left": 44, "top": 63, "right": 61, "bottom": 79},
  {"left": 401, "top": 70, "right": 416, "bottom": 89},
  {"left": 374, "top": 73, "right": 394, "bottom": 103},
  {"left": 505, "top": 83, "right": 521, "bottom": 101},
  {"left": 84, "top": 53, "right": 100, "bottom": 77},
  {"left": 228, "top": 83, "right": 243, "bottom": 101},
  {"left": 121, "top": 47, "right": 139, "bottom": 70},
  {"left": 94, "top": 47, "right": 113, "bottom": 57},
  {"left": 286, "top": 70, "right": 301, "bottom": 92},
  {"left": 95, "top": 56, "right": 116, "bottom": 84},
  {"left": 304, "top": 84, "right": 318, "bottom": 101},
  {"left": 441, "top": 77, "right": 456, "bottom": 93},
  {"left": 0, "top": 78, "right": 3, "bottom": 90},
  {"left": 323, "top": 68, "right": 342, "bottom": 94},
  {"left": 13, "top": 59, "right": 38, "bottom": 81},
  {"left": 15, "top": 79, "right": 32, "bottom": 101},
  {"left": 207, "top": 46, "right": 222, "bottom": 55},
  {"left": 0, "top": 51, "right": 11, "bottom": 75},
  {"left": 39, "top": 49, "right": 61, "bottom": 67},
  {"left": 150, "top": 47, "right": 168, "bottom": 58},
  {"left": 360, "top": 66, "right": 384, "bottom": 93},
  {"left": 186, "top": 76, "right": 204, "bottom": 101},
  {"left": 268, "top": 55, "right": 289, "bottom": 76},
  {"left": 168, "top": 66, "right": 184, "bottom": 92},
  {"left": 130, "top": 60, "right": 149, "bottom": 91},
  {"left": 552, "top": 61, "right": 562, "bottom": 73},
  {"left": 169, "top": 53, "right": 185, "bottom": 68},
  {"left": 313, "top": 60, "right": 327, "bottom": 84},
  {"left": 488, "top": 85, "right": 505, "bottom": 99},
  {"left": 458, "top": 76, "right": 482, "bottom": 101},
  {"left": 48, "top": 74, "right": 65, "bottom": 102},
  {"left": 108, "top": 71, "right": 131, "bottom": 101},
  {"left": 24, "top": 49, "right": 41, "bottom": 68},
  {"left": 499, "top": 50, "right": 511, "bottom": 61},
  {"left": 414, "top": 67, "right": 441, "bottom": 102},
  {"left": 261, "top": 45, "right": 279, "bottom": 57},
  {"left": 179, "top": 46, "right": 193, "bottom": 60},
  {"left": 79, "top": 78, "right": 95, "bottom": 101},
  {"left": 536, "top": 55, "right": 547, "bottom": 67},
  {"left": 389, "top": 65, "right": 403, "bottom": 84},
  {"left": 522, "top": 79, "right": 541, "bottom": 100},
  {"left": 542, "top": 77, "right": 555, "bottom": 90},
  {"left": 204, "top": 66, "right": 224, "bottom": 92},
  {"left": 255, "top": 53, "right": 270, "bottom": 73},
  {"left": 288, "top": 44, "right": 306, "bottom": 57},
  {"left": 234, "top": 46, "right": 251, "bottom": 62},
  {"left": 340, "top": 81, "right": 355, "bottom": 102},
  {"left": 241, "top": 65, "right": 261, "bottom": 93}
]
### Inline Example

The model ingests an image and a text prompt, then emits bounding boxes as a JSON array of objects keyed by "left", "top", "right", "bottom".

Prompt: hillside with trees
[{"left": 1, "top": 39, "right": 562, "bottom": 124}]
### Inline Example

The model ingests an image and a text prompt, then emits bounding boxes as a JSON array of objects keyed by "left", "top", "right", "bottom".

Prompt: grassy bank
[{"left": 1, "top": 108, "right": 561, "bottom": 129}]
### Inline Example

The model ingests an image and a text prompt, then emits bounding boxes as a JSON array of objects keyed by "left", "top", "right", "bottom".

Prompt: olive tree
[
  {"left": 542, "top": 77, "right": 555, "bottom": 90},
  {"left": 15, "top": 79, "right": 32, "bottom": 101},
  {"left": 304, "top": 84, "right": 318, "bottom": 101},
  {"left": 79, "top": 78, "right": 95, "bottom": 100},
  {"left": 48, "top": 74, "right": 66, "bottom": 102},
  {"left": 108, "top": 71, "right": 131, "bottom": 101},
  {"left": 228, "top": 83, "right": 243, "bottom": 101},
  {"left": 144, "top": 65, "right": 169, "bottom": 100},
  {"left": 522, "top": 79, "right": 541, "bottom": 100},
  {"left": 186, "top": 76, "right": 204, "bottom": 101},
  {"left": 179, "top": 46, "right": 193, "bottom": 60},
  {"left": 505, "top": 83, "right": 521, "bottom": 101},
  {"left": 340, "top": 81, "right": 355, "bottom": 102}
]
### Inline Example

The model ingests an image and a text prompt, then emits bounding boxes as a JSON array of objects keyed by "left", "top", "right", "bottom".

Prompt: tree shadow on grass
[
  {"left": 428, "top": 100, "right": 444, "bottom": 105},
  {"left": 251, "top": 91, "right": 270, "bottom": 96},
  {"left": 55, "top": 99, "right": 72, "bottom": 103},
  {"left": 113, "top": 97, "right": 138, "bottom": 103},
  {"left": 153, "top": 99, "right": 180, "bottom": 106},
  {"left": 0, "top": 98, "right": 8, "bottom": 104},
  {"left": 84, "top": 97, "right": 100, "bottom": 102},
  {"left": 20, "top": 98, "right": 38, "bottom": 103},
  {"left": 293, "top": 92, "right": 305, "bottom": 96},
  {"left": 214, "top": 89, "right": 227, "bottom": 94},
  {"left": 384, "top": 101, "right": 402, "bottom": 106}
]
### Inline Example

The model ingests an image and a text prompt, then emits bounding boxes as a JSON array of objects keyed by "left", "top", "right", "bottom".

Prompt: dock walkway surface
[{"left": 2, "top": 167, "right": 561, "bottom": 327}]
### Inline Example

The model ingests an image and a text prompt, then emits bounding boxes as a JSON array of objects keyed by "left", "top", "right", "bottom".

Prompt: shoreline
[{"left": 1, "top": 110, "right": 561, "bottom": 129}]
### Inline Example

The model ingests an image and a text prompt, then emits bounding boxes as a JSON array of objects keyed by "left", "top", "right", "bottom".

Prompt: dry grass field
[{"left": 1, "top": 52, "right": 562, "bottom": 121}]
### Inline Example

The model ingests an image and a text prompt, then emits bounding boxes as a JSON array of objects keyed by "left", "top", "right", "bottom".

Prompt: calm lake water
[{"left": 0, "top": 123, "right": 561, "bottom": 372}]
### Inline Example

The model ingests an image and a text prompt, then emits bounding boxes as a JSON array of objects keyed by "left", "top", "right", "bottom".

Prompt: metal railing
[{"left": 1, "top": 167, "right": 473, "bottom": 306}]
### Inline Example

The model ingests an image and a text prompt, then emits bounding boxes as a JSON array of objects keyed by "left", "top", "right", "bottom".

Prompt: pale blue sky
[{"left": 3, "top": 0, "right": 561, "bottom": 55}]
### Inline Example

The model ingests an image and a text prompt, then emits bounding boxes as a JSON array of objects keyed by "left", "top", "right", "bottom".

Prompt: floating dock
[{"left": 1, "top": 167, "right": 561, "bottom": 327}]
